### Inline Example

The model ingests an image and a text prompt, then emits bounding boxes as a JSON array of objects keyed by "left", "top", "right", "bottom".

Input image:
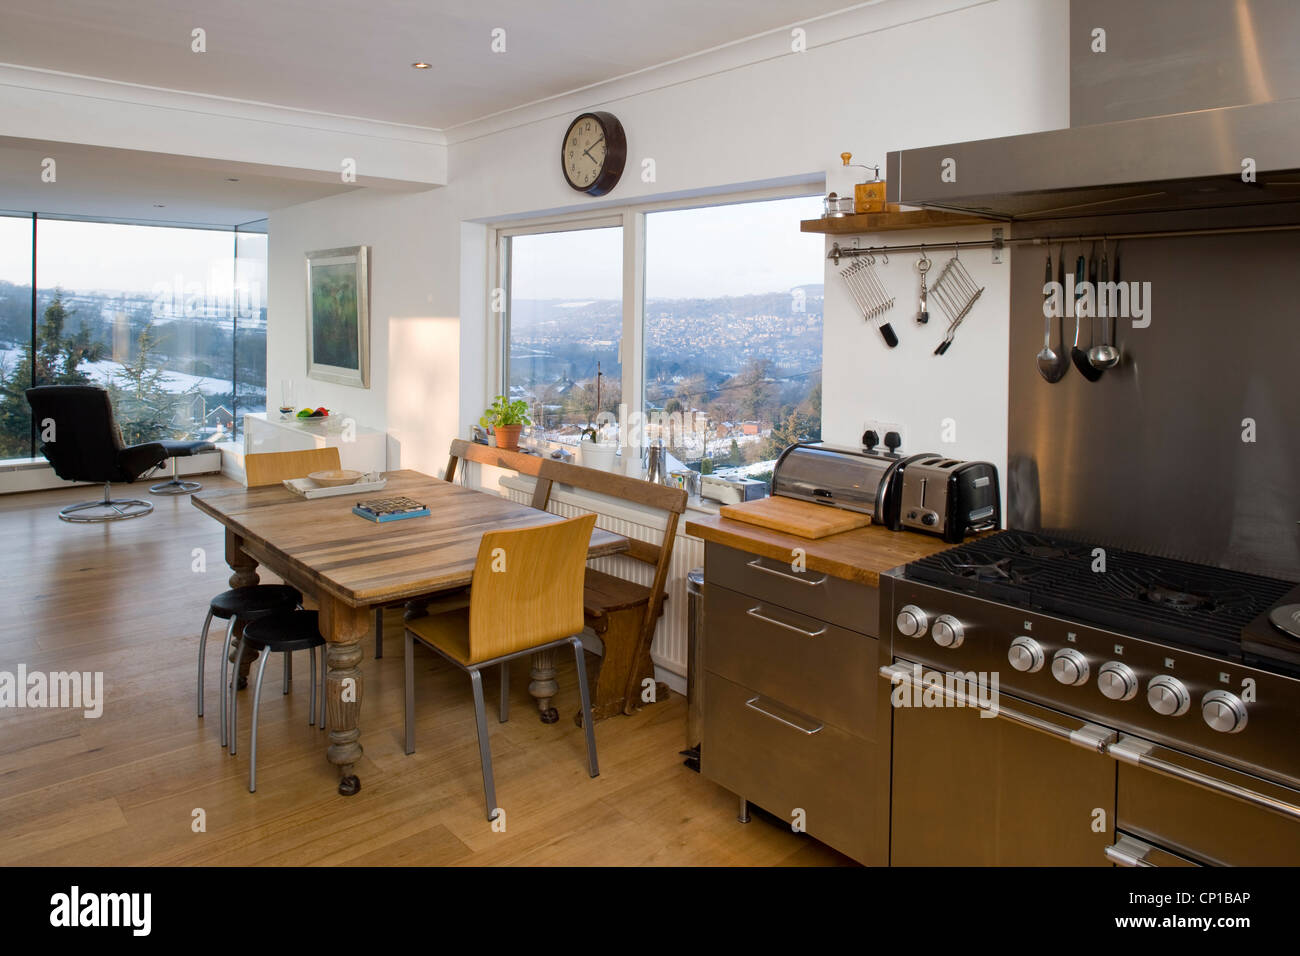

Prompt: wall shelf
[{"left": 801, "top": 207, "right": 999, "bottom": 234}]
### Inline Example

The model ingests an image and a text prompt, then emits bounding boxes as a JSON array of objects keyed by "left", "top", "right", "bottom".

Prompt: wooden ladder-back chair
[{"left": 445, "top": 439, "right": 688, "bottom": 722}]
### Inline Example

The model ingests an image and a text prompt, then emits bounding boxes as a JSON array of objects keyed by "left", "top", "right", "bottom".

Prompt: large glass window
[
  {"left": 0, "top": 215, "right": 263, "bottom": 459},
  {"left": 643, "top": 195, "right": 824, "bottom": 487},
  {"left": 0, "top": 215, "right": 34, "bottom": 459},
  {"left": 505, "top": 225, "right": 623, "bottom": 442}
]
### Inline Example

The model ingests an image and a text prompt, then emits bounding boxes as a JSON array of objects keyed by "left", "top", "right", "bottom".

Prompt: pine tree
[{"left": 108, "top": 324, "right": 200, "bottom": 445}]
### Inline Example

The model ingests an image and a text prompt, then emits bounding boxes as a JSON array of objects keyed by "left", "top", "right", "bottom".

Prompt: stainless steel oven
[{"left": 881, "top": 550, "right": 1300, "bottom": 867}]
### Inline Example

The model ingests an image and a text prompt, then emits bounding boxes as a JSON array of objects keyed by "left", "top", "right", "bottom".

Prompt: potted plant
[
  {"left": 479, "top": 395, "right": 531, "bottom": 452},
  {"left": 578, "top": 424, "right": 618, "bottom": 472}
]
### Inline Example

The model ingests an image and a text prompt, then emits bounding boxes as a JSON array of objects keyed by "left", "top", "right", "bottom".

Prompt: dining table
[{"left": 192, "top": 469, "right": 629, "bottom": 796}]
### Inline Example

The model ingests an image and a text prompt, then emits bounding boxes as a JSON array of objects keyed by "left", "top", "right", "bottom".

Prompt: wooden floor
[{"left": 0, "top": 476, "right": 851, "bottom": 866}]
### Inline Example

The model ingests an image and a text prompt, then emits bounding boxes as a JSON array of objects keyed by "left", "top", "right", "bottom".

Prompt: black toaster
[{"left": 892, "top": 457, "right": 1001, "bottom": 543}]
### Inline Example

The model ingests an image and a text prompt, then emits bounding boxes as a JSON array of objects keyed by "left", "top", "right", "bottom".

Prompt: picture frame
[{"left": 305, "top": 245, "right": 370, "bottom": 388}]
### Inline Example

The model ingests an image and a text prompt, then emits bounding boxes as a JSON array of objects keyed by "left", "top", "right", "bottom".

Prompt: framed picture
[{"left": 305, "top": 245, "right": 370, "bottom": 388}]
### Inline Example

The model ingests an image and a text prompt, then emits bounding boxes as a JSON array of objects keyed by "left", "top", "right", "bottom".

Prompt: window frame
[{"left": 487, "top": 182, "right": 823, "bottom": 453}]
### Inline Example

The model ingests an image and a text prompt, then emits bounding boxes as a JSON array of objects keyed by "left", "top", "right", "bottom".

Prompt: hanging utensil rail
[{"left": 827, "top": 221, "right": 1300, "bottom": 263}]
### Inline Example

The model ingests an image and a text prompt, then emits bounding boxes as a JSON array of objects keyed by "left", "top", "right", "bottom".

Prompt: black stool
[
  {"left": 233, "top": 610, "right": 327, "bottom": 792},
  {"left": 195, "top": 584, "right": 302, "bottom": 748}
]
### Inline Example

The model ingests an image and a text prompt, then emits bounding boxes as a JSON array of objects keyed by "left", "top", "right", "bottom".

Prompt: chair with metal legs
[
  {"left": 404, "top": 513, "right": 600, "bottom": 821},
  {"left": 231, "top": 609, "right": 327, "bottom": 792},
  {"left": 195, "top": 584, "right": 302, "bottom": 747}
]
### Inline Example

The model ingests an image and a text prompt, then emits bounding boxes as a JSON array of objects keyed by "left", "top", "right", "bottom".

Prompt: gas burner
[
  {"left": 1115, "top": 572, "right": 1255, "bottom": 616},
  {"left": 1270, "top": 604, "right": 1300, "bottom": 640},
  {"left": 990, "top": 532, "right": 1088, "bottom": 562},
  {"left": 952, "top": 557, "right": 1015, "bottom": 582},
  {"left": 1142, "top": 583, "right": 1215, "bottom": 611}
]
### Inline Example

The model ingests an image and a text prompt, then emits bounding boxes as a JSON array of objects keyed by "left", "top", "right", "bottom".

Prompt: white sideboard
[{"left": 243, "top": 412, "right": 387, "bottom": 474}]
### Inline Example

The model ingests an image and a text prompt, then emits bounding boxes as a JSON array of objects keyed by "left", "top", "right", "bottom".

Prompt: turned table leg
[
  {"left": 225, "top": 529, "right": 260, "bottom": 687},
  {"left": 320, "top": 597, "right": 370, "bottom": 796},
  {"left": 529, "top": 649, "right": 559, "bottom": 723}
]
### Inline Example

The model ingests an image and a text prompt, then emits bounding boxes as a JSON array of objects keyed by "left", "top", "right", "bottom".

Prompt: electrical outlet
[{"left": 861, "top": 419, "right": 908, "bottom": 455}]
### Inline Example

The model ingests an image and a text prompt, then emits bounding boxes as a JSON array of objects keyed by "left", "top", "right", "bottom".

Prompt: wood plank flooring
[{"left": 0, "top": 476, "right": 851, "bottom": 866}]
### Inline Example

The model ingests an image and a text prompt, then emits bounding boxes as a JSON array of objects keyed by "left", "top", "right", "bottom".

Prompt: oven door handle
[
  {"left": 1108, "top": 735, "right": 1300, "bottom": 823},
  {"left": 1104, "top": 834, "right": 1158, "bottom": 867},
  {"left": 880, "top": 661, "right": 1117, "bottom": 752}
]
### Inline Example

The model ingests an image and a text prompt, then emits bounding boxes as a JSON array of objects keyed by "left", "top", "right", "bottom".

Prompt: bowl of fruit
[{"left": 295, "top": 406, "right": 331, "bottom": 425}]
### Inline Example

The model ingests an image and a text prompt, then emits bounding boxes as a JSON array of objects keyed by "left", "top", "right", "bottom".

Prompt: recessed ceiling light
[
  {"left": 226, "top": 177, "right": 240, "bottom": 182},
  {"left": 153, "top": 203, "right": 166, "bottom": 208},
  {"left": 411, "top": 61, "right": 432, "bottom": 69}
]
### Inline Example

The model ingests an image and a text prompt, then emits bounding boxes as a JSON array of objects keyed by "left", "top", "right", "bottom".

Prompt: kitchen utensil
[
  {"left": 1036, "top": 247, "right": 1068, "bottom": 383},
  {"left": 930, "top": 246, "right": 984, "bottom": 355},
  {"left": 1089, "top": 240, "right": 1121, "bottom": 369},
  {"left": 644, "top": 439, "right": 674, "bottom": 486},
  {"left": 719, "top": 495, "right": 871, "bottom": 539},
  {"left": 1070, "top": 244, "right": 1103, "bottom": 381},
  {"left": 916, "top": 249, "right": 931, "bottom": 324},
  {"left": 307, "top": 468, "right": 364, "bottom": 487},
  {"left": 1037, "top": 246, "right": 1070, "bottom": 383},
  {"left": 840, "top": 255, "right": 898, "bottom": 347}
]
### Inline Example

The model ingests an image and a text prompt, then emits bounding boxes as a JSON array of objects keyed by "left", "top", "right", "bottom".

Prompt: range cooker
[{"left": 881, "top": 529, "right": 1300, "bottom": 866}]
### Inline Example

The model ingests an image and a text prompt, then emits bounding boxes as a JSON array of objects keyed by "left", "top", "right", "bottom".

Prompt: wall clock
[{"left": 561, "top": 111, "right": 627, "bottom": 196}]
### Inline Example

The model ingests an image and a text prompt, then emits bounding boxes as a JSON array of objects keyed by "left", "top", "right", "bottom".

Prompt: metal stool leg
[
  {"left": 374, "top": 607, "right": 384, "bottom": 659},
  {"left": 318, "top": 641, "right": 327, "bottom": 731},
  {"left": 230, "top": 637, "right": 247, "bottom": 756},
  {"left": 469, "top": 668, "right": 498, "bottom": 821},
  {"left": 499, "top": 662, "right": 510, "bottom": 723},
  {"left": 219, "top": 618, "right": 236, "bottom": 749},
  {"left": 283, "top": 650, "right": 291, "bottom": 694},
  {"left": 197, "top": 608, "right": 214, "bottom": 717},
  {"left": 571, "top": 637, "right": 599, "bottom": 778},
  {"left": 308, "top": 647, "right": 317, "bottom": 726},
  {"left": 404, "top": 631, "right": 416, "bottom": 754},
  {"left": 248, "top": 651, "right": 271, "bottom": 793}
]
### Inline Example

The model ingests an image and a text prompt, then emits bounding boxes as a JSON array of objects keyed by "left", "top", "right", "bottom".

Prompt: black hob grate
[{"left": 906, "top": 530, "right": 1296, "bottom": 658}]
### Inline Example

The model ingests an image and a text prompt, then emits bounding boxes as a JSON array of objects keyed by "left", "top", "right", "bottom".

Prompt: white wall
[
  {"left": 266, "top": 188, "right": 460, "bottom": 475},
  {"left": 265, "top": 0, "right": 1071, "bottom": 477}
]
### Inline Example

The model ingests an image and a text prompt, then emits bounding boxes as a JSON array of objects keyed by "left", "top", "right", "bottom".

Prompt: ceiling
[
  {"left": 0, "top": 138, "right": 358, "bottom": 226},
  {"left": 0, "top": 0, "right": 861, "bottom": 128}
]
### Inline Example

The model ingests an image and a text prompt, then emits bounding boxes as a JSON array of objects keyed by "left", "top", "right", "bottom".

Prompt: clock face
[{"left": 561, "top": 112, "right": 626, "bottom": 196}]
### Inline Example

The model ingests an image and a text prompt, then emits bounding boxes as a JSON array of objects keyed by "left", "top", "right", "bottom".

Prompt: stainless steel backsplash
[{"left": 1007, "top": 226, "right": 1300, "bottom": 580}]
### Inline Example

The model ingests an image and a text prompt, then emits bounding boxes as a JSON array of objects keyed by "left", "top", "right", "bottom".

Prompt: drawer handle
[
  {"left": 744, "top": 696, "right": 824, "bottom": 735},
  {"left": 746, "top": 606, "right": 828, "bottom": 638},
  {"left": 745, "top": 558, "right": 828, "bottom": 587},
  {"left": 1103, "top": 835, "right": 1157, "bottom": 868}
]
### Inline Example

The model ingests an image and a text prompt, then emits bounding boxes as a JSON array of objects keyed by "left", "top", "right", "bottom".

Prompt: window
[
  {"left": 497, "top": 193, "right": 824, "bottom": 491},
  {"left": 644, "top": 195, "right": 824, "bottom": 485},
  {"left": 0, "top": 215, "right": 266, "bottom": 459},
  {"left": 504, "top": 224, "right": 623, "bottom": 442},
  {"left": 0, "top": 215, "right": 34, "bottom": 459}
]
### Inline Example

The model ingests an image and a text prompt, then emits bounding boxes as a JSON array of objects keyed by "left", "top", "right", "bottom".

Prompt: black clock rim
[{"left": 561, "top": 111, "right": 627, "bottom": 197}]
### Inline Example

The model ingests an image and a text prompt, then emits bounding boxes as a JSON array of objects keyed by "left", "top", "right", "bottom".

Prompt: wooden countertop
[{"left": 685, "top": 512, "right": 964, "bottom": 587}]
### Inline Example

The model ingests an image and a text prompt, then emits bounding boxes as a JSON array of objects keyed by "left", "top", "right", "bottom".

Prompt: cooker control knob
[
  {"left": 896, "top": 605, "right": 928, "bottom": 638},
  {"left": 1051, "top": 648, "right": 1090, "bottom": 686},
  {"left": 1097, "top": 662, "right": 1138, "bottom": 701},
  {"left": 1008, "top": 636, "right": 1044, "bottom": 673},
  {"left": 1147, "top": 675, "right": 1191, "bottom": 717},
  {"left": 931, "top": 615, "right": 964, "bottom": 648},
  {"left": 1201, "top": 690, "right": 1248, "bottom": 734}
]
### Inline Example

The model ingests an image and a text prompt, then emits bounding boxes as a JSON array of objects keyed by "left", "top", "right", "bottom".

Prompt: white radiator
[{"left": 501, "top": 481, "right": 703, "bottom": 682}]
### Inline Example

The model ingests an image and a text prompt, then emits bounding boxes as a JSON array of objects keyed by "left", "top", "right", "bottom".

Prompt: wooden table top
[
  {"left": 193, "top": 469, "right": 628, "bottom": 607},
  {"left": 685, "top": 511, "right": 966, "bottom": 588}
]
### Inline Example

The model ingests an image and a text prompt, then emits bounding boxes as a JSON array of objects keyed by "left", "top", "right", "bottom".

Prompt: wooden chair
[
  {"left": 196, "top": 448, "right": 340, "bottom": 748},
  {"left": 403, "top": 514, "right": 600, "bottom": 820},
  {"left": 445, "top": 439, "right": 688, "bottom": 723}
]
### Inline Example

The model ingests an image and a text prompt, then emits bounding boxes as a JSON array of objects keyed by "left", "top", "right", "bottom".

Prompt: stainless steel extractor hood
[{"left": 887, "top": 0, "right": 1300, "bottom": 221}]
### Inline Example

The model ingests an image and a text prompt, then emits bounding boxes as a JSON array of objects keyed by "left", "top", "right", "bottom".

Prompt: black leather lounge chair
[{"left": 26, "top": 385, "right": 215, "bottom": 522}]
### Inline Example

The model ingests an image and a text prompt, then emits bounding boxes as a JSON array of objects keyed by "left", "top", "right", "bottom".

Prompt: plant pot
[
  {"left": 493, "top": 424, "right": 522, "bottom": 451},
  {"left": 579, "top": 441, "right": 618, "bottom": 472}
]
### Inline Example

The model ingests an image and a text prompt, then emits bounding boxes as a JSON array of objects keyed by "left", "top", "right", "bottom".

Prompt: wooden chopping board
[{"left": 719, "top": 495, "right": 870, "bottom": 539}]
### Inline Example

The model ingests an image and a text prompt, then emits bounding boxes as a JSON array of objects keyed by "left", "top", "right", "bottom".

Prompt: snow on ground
[{"left": 0, "top": 345, "right": 228, "bottom": 394}]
